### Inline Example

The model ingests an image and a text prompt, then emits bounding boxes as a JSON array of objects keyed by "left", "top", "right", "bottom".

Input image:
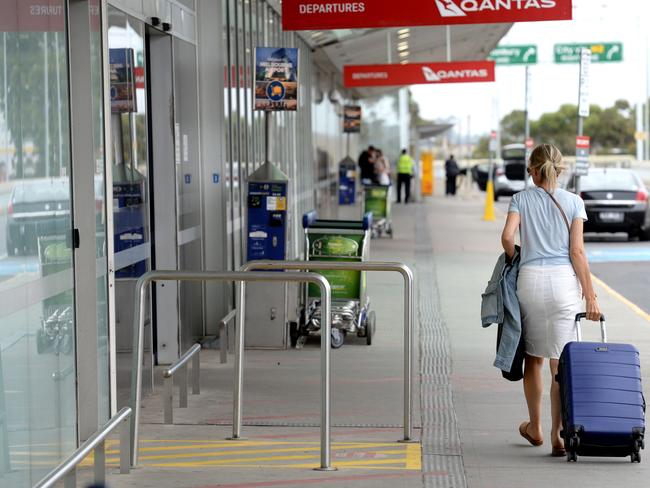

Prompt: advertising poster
[
  {"left": 254, "top": 47, "right": 299, "bottom": 111},
  {"left": 109, "top": 48, "right": 137, "bottom": 113},
  {"left": 343, "top": 105, "right": 362, "bottom": 133}
]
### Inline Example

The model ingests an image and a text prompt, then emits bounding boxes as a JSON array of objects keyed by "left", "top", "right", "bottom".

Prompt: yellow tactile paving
[
  {"left": 99, "top": 439, "right": 421, "bottom": 471},
  {"left": 15, "top": 439, "right": 422, "bottom": 471}
]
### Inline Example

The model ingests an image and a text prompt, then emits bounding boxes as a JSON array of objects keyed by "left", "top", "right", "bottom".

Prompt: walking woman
[{"left": 500, "top": 144, "right": 601, "bottom": 456}]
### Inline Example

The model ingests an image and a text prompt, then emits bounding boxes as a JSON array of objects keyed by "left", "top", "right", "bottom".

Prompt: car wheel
[
  {"left": 640, "top": 228, "right": 650, "bottom": 242},
  {"left": 493, "top": 192, "right": 499, "bottom": 202}
]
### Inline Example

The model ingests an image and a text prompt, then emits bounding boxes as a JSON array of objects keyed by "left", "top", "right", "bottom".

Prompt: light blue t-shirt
[{"left": 508, "top": 187, "right": 587, "bottom": 267}]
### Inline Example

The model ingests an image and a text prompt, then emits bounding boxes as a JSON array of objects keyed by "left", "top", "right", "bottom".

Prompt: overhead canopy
[
  {"left": 416, "top": 123, "right": 455, "bottom": 140},
  {"left": 306, "top": 23, "right": 513, "bottom": 98}
]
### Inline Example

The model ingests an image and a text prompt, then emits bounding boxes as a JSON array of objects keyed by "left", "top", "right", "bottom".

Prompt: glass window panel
[{"left": 0, "top": 2, "right": 76, "bottom": 485}]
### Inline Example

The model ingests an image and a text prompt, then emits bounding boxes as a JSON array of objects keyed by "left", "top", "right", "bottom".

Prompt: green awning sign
[
  {"left": 488, "top": 45, "right": 537, "bottom": 65},
  {"left": 554, "top": 43, "right": 623, "bottom": 63}
]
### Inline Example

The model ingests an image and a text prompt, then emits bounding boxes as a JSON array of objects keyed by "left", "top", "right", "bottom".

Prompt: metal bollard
[
  {"left": 120, "top": 415, "right": 131, "bottom": 475},
  {"left": 192, "top": 352, "right": 200, "bottom": 395},
  {"left": 164, "top": 376, "right": 174, "bottom": 424},
  {"left": 179, "top": 366, "right": 188, "bottom": 408},
  {"left": 219, "top": 321, "right": 228, "bottom": 364},
  {"left": 94, "top": 441, "right": 105, "bottom": 485}
]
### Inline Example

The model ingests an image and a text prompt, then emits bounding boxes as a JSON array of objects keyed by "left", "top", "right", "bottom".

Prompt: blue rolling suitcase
[{"left": 558, "top": 313, "right": 645, "bottom": 463}]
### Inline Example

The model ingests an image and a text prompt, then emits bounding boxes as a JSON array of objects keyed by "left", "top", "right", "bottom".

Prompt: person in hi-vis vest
[{"left": 396, "top": 149, "right": 414, "bottom": 204}]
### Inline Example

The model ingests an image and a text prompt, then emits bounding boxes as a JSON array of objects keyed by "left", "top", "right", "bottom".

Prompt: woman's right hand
[{"left": 585, "top": 297, "right": 601, "bottom": 322}]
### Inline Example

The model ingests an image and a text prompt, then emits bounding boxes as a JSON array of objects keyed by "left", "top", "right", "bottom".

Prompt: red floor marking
[{"left": 194, "top": 471, "right": 442, "bottom": 488}]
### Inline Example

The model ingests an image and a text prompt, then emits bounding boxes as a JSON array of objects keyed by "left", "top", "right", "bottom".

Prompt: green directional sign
[
  {"left": 554, "top": 43, "right": 623, "bottom": 63},
  {"left": 488, "top": 45, "right": 537, "bottom": 65}
]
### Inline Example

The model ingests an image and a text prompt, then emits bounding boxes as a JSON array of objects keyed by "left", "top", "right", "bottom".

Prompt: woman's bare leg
[
  {"left": 522, "top": 354, "right": 544, "bottom": 441},
  {"left": 549, "top": 358, "right": 563, "bottom": 448}
]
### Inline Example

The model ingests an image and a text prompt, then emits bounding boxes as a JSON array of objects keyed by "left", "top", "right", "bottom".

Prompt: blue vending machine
[
  {"left": 245, "top": 161, "right": 290, "bottom": 348},
  {"left": 338, "top": 156, "right": 356, "bottom": 205}
]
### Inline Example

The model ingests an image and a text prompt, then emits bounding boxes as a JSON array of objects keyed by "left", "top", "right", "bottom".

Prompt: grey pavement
[{"left": 89, "top": 186, "right": 650, "bottom": 487}]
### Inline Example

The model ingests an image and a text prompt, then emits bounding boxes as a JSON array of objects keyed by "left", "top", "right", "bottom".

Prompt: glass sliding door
[{"left": 0, "top": 1, "right": 77, "bottom": 485}]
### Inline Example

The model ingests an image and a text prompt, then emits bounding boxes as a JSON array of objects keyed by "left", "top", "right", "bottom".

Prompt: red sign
[
  {"left": 134, "top": 67, "right": 145, "bottom": 89},
  {"left": 576, "top": 135, "right": 590, "bottom": 149},
  {"left": 283, "top": 0, "right": 572, "bottom": 30},
  {"left": 490, "top": 130, "right": 498, "bottom": 139},
  {"left": 525, "top": 137, "right": 534, "bottom": 148},
  {"left": 344, "top": 61, "right": 495, "bottom": 88},
  {"left": 0, "top": 0, "right": 65, "bottom": 32}
]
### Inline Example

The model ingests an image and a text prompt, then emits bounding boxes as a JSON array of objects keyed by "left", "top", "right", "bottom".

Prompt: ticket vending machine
[{"left": 244, "top": 161, "right": 290, "bottom": 348}]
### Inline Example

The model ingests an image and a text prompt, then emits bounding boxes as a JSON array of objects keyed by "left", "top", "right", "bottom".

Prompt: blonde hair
[{"left": 528, "top": 143, "right": 566, "bottom": 190}]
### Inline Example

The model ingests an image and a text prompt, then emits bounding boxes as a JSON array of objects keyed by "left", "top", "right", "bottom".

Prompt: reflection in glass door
[
  {"left": 107, "top": 7, "right": 155, "bottom": 406},
  {"left": 0, "top": 2, "right": 77, "bottom": 486}
]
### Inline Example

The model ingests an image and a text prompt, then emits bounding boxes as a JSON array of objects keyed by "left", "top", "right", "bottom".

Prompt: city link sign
[
  {"left": 554, "top": 43, "right": 623, "bottom": 63},
  {"left": 282, "top": 0, "right": 572, "bottom": 30},
  {"left": 489, "top": 45, "right": 538, "bottom": 65},
  {"left": 343, "top": 61, "right": 495, "bottom": 88}
]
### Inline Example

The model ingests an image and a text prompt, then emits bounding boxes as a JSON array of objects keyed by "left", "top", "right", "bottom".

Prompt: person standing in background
[
  {"left": 375, "top": 149, "right": 391, "bottom": 186},
  {"left": 396, "top": 149, "right": 414, "bottom": 203},
  {"left": 445, "top": 154, "right": 460, "bottom": 196},
  {"left": 358, "top": 145, "right": 377, "bottom": 185}
]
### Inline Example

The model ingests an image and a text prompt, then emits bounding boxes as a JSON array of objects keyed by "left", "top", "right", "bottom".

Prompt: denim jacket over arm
[{"left": 481, "top": 247, "right": 521, "bottom": 372}]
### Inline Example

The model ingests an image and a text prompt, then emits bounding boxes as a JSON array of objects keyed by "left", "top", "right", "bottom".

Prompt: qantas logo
[
  {"left": 422, "top": 66, "right": 490, "bottom": 82},
  {"left": 422, "top": 67, "right": 442, "bottom": 81},
  {"left": 434, "top": 0, "right": 557, "bottom": 17}
]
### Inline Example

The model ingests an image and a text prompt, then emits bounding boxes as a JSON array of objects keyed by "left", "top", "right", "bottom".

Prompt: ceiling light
[
  {"left": 398, "top": 28, "right": 410, "bottom": 35},
  {"left": 398, "top": 41, "right": 408, "bottom": 49},
  {"left": 399, "top": 50, "right": 409, "bottom": 57},
  {"left": 398, "top": 32, "right": 410, "bottom": 39},
  {"left": 400, "top": 59, "right": 409, "bottom": 64}
]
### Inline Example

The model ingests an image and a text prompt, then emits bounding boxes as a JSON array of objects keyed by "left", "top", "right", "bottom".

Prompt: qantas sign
[
  {"left": 283, "top": 0, "right": 572, "bottom": 30},
  {"left": 344, "top": 61, "right": 496, "bottom": 88}
]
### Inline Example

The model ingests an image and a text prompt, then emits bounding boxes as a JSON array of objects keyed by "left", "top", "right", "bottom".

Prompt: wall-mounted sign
[
  {"left": 554, "top": 42, "right": 623, "bottom": 63},
  {"left": 282, "top": 0, "right": 572, "bottom": 30},
  {"left": 488, "top": 45, "right": 538, "bottom": 65},
  {"left": 254, "top": 47, "right": 299, "bottom": 111},
  {"left": 343, "top": 61, "right": 495, "bottom": 88},
  {"left": 109, "top": 48, "right": 137, "bottom": 113},
  {"left": 343, "top": 105, "right": 362, "bottom": 133}
]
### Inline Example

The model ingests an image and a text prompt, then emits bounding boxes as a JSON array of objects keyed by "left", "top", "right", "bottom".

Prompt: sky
[{"left": 410, "top": 0, "right": 650, "bottom": 137}]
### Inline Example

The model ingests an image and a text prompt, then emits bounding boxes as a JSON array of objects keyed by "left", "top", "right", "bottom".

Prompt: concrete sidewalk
[{"left": 92, "top": 189, "right": 650, "bottom": 487}]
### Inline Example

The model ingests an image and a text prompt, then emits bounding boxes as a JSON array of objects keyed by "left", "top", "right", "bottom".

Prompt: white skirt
[{"left": 516, "top": 265, "right": 583, "bottom": 359}]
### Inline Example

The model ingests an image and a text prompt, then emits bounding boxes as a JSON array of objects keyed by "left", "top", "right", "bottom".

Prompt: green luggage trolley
[
  {"left": 294, "top": 211, "right": 376, "bottom": 349},
  {"left": 362, "top": 184, "right": 393, "bottom": 238}
]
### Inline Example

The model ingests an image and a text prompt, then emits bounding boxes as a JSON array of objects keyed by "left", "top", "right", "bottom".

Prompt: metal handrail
[
  {"left": 130, "top": 270, "right": 333, "bottom": 470},
  {"left": 164, "top": 343, "right": 201, "bottom": 378},
  {"left": 163, "top": 343, "right": 201, "bottom": 425},
  {"left": 241, "top": 259, "right": 416, "bottom": 443},
  {"left": 34, "top": 407, "right": 132, "bottom": 488},
  {"left": 219, "top": 308, "right": 237, "bottom": 363}
]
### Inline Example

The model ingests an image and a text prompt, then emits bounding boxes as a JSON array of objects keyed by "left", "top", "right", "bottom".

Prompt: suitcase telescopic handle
[{"left": 574, "top": 313, "right": 607, "bottom": 343}]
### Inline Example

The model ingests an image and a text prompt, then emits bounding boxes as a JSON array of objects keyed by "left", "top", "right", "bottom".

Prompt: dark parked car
[
  {"left": 6, "top": 178, "right": 71, "bottom": 255},
  {"left": 565, "top": 168, "right": 650, "bottom": 240}
]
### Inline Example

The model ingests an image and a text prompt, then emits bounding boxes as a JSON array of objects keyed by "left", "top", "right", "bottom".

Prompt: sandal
[
  {"left": 519, "top": 421, "right": 543, "bottom": 447},
  {"left": 551, "top": 446, "right": 566, "bottom": 457}
]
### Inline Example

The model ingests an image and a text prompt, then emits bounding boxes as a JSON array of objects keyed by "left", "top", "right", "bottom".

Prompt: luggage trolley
[
  {"left": 363, "top": 185, "right": 393, "bottom": 238},
  {"left": 293, "top": 211, "right": 376, "bottom": 349}
]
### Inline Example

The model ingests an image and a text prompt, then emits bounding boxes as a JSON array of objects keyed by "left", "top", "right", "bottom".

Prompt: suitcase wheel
[
  {"left": 566, "top": 450, "right": 577, "bottom": 462},
  {"left": 631, "top": 451, "right": 641, "bottom": 463}
]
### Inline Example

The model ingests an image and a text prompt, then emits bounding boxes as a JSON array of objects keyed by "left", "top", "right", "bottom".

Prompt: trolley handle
[{"left": 574, "top": 313, "right": 607, "bottom": 343}]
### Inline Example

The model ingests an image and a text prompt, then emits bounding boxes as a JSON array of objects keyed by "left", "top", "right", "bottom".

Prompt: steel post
[{"left": 130, "top": 271, "right": 332, "bottom": 468}]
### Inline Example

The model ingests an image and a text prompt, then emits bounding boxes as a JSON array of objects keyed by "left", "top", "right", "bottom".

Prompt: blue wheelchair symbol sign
[{"left": 266, "top": 81, "right": 286, "bottom": 102}]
